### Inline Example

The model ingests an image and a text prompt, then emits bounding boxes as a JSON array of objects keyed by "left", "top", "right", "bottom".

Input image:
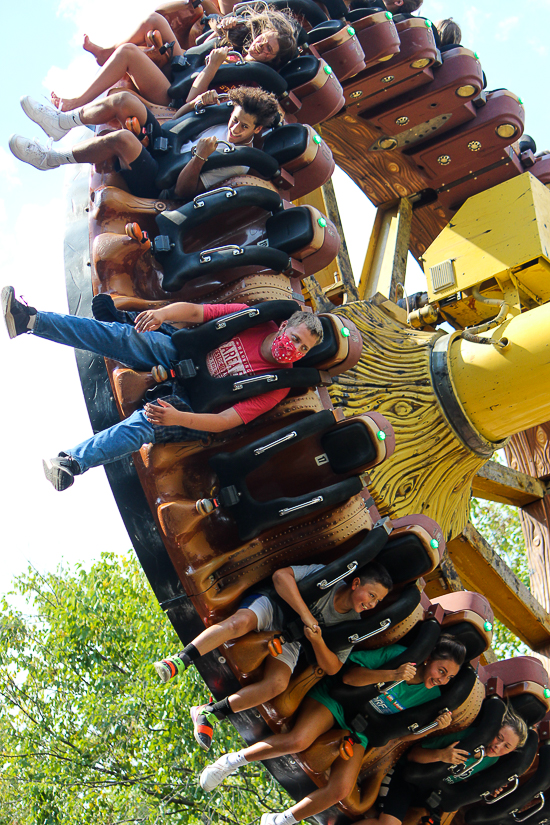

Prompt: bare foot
[
  {"left": 83, "top": 34, "right": 115, "bottom": 66},
  {"left": 51, "top": 92, "right": 81, "bottom": 112}
]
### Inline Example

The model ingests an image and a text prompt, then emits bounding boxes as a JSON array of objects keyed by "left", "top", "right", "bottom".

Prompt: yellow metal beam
[
  {"left": 357, "top": 198, "right": 412, "bottom": 302},
  {"left": 444, "top": 523, "right": 550, "bottom": 654},
  {"left": 472, "top": 460, "right": 547, "bottom": 507}
]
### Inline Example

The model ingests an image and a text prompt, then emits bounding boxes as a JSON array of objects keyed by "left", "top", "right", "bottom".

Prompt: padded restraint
[
  {"left": 166, "top": 300, "right": 329, "bottom": 411},
  {"left": 265, "top": 207, "right": 314, "bottom": 254},
  {"left": 268, "top": 0, "right": 327, "bottom": 26},
  {"left": 210, "top": 409, "right": 382, "bottom": 540},
  {"left": 345, "top": 7, "right": 384, "bottom": 22},
  {"left": 279, "top": 55, "right": 323, "bottom": 90},
  {"left": 404, "top": 695, "right": 507, "bottom": 788},
  {"left": 168, "top": 61, "right": 288, "bottom": 104},
  {"left": 262, "top": 123, "right": 310, "bottom": 165},
  {"left": 465, "top": 739, "right": 550, "bottom": 825},
  {"left": 438, "top": 729, "right": 539, "bottom": 813},
  {"left": 308, "top": 20, "right": 344, "bottom": 44}
]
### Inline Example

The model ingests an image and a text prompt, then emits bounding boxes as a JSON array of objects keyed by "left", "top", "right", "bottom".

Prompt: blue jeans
[{"left": 33, "top": 311, "right": 195, "bottom": 473}]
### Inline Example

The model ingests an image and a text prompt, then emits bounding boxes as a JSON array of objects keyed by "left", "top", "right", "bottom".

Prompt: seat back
[
  {"left": 482, "top": 658, "right": 550, "bottom": 726},
  {"left": 431, "top": 592, "right": 494, "bottom": 660}
]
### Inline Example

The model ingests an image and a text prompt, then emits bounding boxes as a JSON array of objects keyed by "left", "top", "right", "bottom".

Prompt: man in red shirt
[{"left": 2, "top": 287, "right": 323, "bottom": 491}]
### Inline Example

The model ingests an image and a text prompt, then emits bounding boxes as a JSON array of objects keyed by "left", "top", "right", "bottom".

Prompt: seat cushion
[
  {"left": 321, "top": 421, "right": 377, "bottom": 473},
  {"left": 265, "top": 207, "right": 314, "bottom": 254}
]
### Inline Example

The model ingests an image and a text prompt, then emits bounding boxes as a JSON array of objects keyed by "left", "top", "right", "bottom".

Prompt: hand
[
  {"left": 134, "top": 309, "right": 165, "bottom": 333},
  {"left": 197, "top": 90, "right": 219, "bottom": 107},
  {"left": 435, "top": 710, "right": 453, "bottom": 730},
  {"left": 440, "top": 741, "right": 469, "bottom": 764},
  {"left": 194, "top": 135, "right": 218, "bottom": 161},
  {"left": 144, "top": 399, "right": 185, "bottom": 427},
  {"left": 395, "top": 662, "right": 417, "bottom": 682},
  {"left": 206, "top": 46, "right": 230, "bottom": 68},
  {"left": 304, "top": 625, "right": 322, "bottom": 642},
  {"left": 218, "top": 15, "right": 239, "bottom": 29}
]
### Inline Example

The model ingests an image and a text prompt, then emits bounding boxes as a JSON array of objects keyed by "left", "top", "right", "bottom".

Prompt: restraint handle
[
  {"left": 512, "top": 792, "right": 545, "bottom": 822},
  {"left": 193, "top": 186, "right": 237, "bottom": 208},
  {"left": 409, "top": 708, "right": 450, "bottom": 736},
  {"left": 483, "top": 776, "right": 519, "bottom": 804},
  {"left": 317, "top": 561, "right": 359, "bottom": 590},
  {"left": 200, "top": 244, "right": 243, "bottom": 263},
  {"left": 348, "top": 617, "right": 392, "bottom": 644}
]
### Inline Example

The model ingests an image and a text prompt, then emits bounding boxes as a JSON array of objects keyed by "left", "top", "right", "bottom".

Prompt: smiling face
[
  {"left": 486, "top": 725, "right": 521, "bottom": 757},
  {"left": 350, "top": 578, "right": 389, "bottom": 612},
  {"left": 226, "top": 105, "right": 262, "bottom": 145},
  {"left": 423, "top": 657, "right": 460, "bottom": 689},
  {"left": 245, "top": 30, "right": 280, "bottom": 63}
]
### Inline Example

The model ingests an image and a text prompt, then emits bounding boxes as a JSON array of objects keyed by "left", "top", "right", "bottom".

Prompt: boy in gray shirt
[{"left": 154, "top": 560, "right": 392, "bottom": 750}]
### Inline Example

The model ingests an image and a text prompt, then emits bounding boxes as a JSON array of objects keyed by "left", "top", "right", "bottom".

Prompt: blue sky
[{"left": 0, "top": 0, "right": 548, "bottom": 594}]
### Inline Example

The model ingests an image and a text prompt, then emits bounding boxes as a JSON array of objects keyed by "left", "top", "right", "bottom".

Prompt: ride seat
[
  {"left": 279, "top": 56, "right": 345, "bottom": 124},
  {"left": 153, "top": 196, "right": 340, "bottom": 291},
  {"left": 431, "top": 591, "right": 494, "bottom": 660},
  {"left": 306, "top": 20, "right": 366, "bottom": 81},
  {"left": 168, "top": 60, "right": 288, "bottom": 110},
  {"left": 209, "top": 407, "right": 395, "bottom": 540},
  {"left": 343, "top": 9, "right": 401, "bottom": 69},
  {"left": 343, "top": 16, "right": 440, "bottom": 115},
  {"left": 482, "top": 657, "right": 550, "bottom": 726}
]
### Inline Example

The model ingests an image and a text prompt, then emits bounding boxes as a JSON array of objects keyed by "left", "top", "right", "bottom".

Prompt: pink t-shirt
[{"left": 202, "top": 303, "right": 292, "bottom": 424}]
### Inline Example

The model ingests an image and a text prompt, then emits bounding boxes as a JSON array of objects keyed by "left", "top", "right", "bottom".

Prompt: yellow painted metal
[
  {"left": 357, "top": 200, "right": 412, "bottom": 302},
  {"left": 423, "top": 172, "right": 550, "bottom": 306},
  {"left": 448, "top": 301, "right": 550, "bottom": 441}
]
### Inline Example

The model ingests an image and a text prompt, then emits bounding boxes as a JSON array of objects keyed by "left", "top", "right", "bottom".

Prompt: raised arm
[
  {"left": 186, "top": 47, "right": 230, "bottom": 103},
  {"left": 343, "top": 661, "right": 417, "bottom": 687}
]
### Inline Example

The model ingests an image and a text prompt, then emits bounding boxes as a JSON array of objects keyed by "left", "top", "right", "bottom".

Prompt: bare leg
[
  {"left": 72, "top": 130, "right": 143, "bottom": 165},
  {"left": 355, "top": 815, "right": 403, "bottom": 825},
  {"left": 240, "top": 698, "right": 336, "bottom": 763},
  {"left": 289, "top": 746, "right": 366, "bottom": 822},
  {"left": 51, "top": 43, "right": 172, "bottom": 111},
  {"left": 79, "top": 91, "right": 148, "bottom": 128},
  {"left": 227, "top": 656, "right": 292, "bottom": 713},
  {"left": 83, "top": 11, "right": 183, "bottom": 66},
  {"left": 190, "top": 608, "right": 259, "bottom": 656}
]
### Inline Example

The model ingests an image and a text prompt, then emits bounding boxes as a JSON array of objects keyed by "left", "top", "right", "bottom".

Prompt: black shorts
[
  {"left": 378, "top": 764, "right": 427, "bottom": 822},
  {"left": 116, "top": 110, "right": 163, "bottom": 199}
]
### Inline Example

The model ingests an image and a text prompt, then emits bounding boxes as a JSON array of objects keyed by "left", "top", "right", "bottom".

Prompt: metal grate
[{"left": 430, "top": 259, "right": 456, "bottom": 292}]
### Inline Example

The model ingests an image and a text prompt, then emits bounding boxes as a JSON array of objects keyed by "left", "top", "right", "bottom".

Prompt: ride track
[{"left": 63, "top": 4, "right": 550, "bottom": 823}]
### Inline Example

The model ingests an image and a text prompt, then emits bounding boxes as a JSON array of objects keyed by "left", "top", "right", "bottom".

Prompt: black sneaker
[
  {"left": 2, "top": 286, "right": 36, "bottom": 338},
  {"left": 92, "top": 293, "right": 136, "bottom": 326},
  {"left": 42, "top": 453, "right": 81, "bottom": 492}
]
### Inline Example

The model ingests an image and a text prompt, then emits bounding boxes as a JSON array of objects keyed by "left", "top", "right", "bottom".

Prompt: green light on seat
[
  {"left": 544, "top": 688, "right": 550, "bottom": 699},
  {"left": 519, "top": 97, "right": 524, "bottom": 105},
  {"left": 318, "top": 217, "right": 327, "bottom": 227},
  {"left": 324, "top": 65, "right": 333, "bottom": 75},
  {"left": 474, "top": 52, "right": 480, "bottom": 59},
  {"left": 341, "top": 327, "right": 350, "bottom": 337},
  {"left": 385, "top": 11, "right": 392, "bottom": 18},
  {"left": 430, "top": 538, "right": 439, "bottom": 550},
  {"left": 484, "top": 621, "right": 493, "bottom": 632},
  {"left": 425, "top": 18, "right": 432, "bottom": 27},
  {"left": 313, "top": 134, "right": 322, "bottom": 144},
  {"left": 376, "top": 430, "right": 386, "bottom": 441},
  {"left": 347, "top": 26, "right": 355, "bottom": 35}
]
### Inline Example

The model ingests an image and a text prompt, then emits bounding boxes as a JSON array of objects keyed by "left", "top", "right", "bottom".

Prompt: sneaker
[
  {"left": 199, "top": 757, "right": 238, "bottom": 792},
  {"left": 9, "top": 135, "right": 58, "bottom": 171},
  {"left": 2, "top": 286, "right": 36, "bottom": 339},
  {"left": 260, "top": 815, "right": 279, "bottom": 825},
  {"left": 42, "top": 453, "right": 80, "bottom": 492},
  {"left": 92, "top": 293, "right": 136, "bottom": 326},
  {"left": 153, "top": 653, "right": 188, "bottom": 683},
  {"left": 20, "top": 95, "right": 70, "bottom": 141},
  {"left": 191, "top": 705, "right": 216, "bottom": 751}
]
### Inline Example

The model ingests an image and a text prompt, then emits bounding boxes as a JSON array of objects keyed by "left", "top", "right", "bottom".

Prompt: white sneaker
[
  {"left": 20, "top": 96, "right": 70, "bottom": 141},
  {"left": 9, "top": 135, "right": 58, "bottom": 171},
  {"left": 260, "top": 815, "right": 279, "bottom": 825},
  {"left": 199, "top": 757, "right": 238, "bottom": 792}
]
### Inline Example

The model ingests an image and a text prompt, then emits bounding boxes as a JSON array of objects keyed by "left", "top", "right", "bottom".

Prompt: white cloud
[{"left": 495, "top": 16, "right": 520, "bottom": 42}]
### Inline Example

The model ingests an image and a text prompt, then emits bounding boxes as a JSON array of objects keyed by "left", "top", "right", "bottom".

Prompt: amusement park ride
[{"left": 61, "top": 1, "right": 550, "bottom": 822}]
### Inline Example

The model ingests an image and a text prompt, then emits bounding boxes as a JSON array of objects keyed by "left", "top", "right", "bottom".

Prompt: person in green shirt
[
  {"left": 198, "top": 634, "right": 467, "bottom": 825},
  {"left": 356, "top": 705, "right": 528, "bottom": 825}
]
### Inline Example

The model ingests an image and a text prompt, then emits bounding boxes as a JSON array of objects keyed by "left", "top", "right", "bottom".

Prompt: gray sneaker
[
  {"left": 42, "top": 454, "right": 80, "bottom": 491},
  {"left": 9, "top": 135, "right": 58, "bottom": 171},
  {"left": 20, "top": 96, "right": 70, "bottom": 141}
]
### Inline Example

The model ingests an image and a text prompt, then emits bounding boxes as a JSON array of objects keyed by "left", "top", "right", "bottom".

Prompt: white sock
[
  {"left": 58, "top": 108, "right": 83, "bottom": 129},
  {"left": 275, "top": 812, "right": 298, "bottom": 825},
  {"left": 220, "top": 750, "right": 248, "bottom": 770},
  {"left": 47, "top": 148, "right": 77, "bottom": 166}
]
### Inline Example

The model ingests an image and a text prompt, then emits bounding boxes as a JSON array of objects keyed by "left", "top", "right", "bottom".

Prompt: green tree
[
  {"left": 470, "top": 498, "right": 530, "bottom": 659},
  {"left": 0, "top": 553, "right": 292, "bottom": 825}
]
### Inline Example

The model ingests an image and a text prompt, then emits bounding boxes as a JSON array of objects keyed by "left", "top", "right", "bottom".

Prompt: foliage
[
  {"left": 0, "top": 553, "right": 292, "bottom": 825},
  {"left": 470, "top": 498, "right": 531, "bottom": 659}
]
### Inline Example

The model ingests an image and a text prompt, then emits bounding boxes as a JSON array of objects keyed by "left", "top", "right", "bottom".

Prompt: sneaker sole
[
  {"left": 153, "top": 661, "right": 172, "bottom": 683},
  {"left": 20, "top": 96, "right": 67, "bottom": 141},
  {"left": 1, "top": 286, "right": 16, "bottom": 339},
  {"left": 42, "top": 458, "right": 74, "bottom": 491},
  {"left": 190, "top": 705, "right": 214, "bottom": 752}
]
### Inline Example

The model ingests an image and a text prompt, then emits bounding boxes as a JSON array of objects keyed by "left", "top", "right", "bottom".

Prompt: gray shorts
[{"left": 240, "top": 594, "right": 301, "bottom": 673}]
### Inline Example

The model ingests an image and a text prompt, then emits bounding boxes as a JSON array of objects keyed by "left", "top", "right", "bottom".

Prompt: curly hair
[
  {"left": 222, "top": 7, "right": 299, "bottom": 68},
  {"left": 228, "top": 86, "right": 283, "bottom": 128}
]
